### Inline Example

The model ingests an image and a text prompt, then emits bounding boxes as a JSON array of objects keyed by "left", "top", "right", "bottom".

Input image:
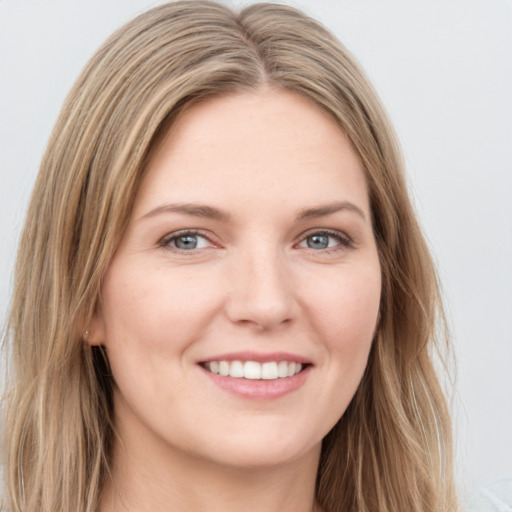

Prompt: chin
[
  {"left": 207, "top": 440, "right": 320, "bottom": 470},
  {"left": 187, "top": 419, "right": 325, "bottom": 470}
]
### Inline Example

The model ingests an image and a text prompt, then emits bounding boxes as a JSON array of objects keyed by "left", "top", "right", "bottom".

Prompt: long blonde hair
[{"left": 2, "top": 2, "right": 457, "bottom": 511}]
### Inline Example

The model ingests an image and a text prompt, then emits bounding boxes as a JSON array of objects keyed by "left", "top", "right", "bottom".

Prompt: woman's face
[{"left": 92, "top": 89, "right": 381, "bottom": 470}]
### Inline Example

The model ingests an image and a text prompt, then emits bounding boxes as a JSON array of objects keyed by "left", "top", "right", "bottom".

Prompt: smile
[{"left": 202, "top": 360, "right": 304, "bottom": 380}]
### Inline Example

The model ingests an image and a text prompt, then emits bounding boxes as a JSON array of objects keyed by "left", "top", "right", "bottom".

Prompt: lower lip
[{"left": 200, "top": 365, "right": 311, "bottom": 399}]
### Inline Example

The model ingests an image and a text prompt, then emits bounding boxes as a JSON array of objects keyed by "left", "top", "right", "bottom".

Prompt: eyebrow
[
  {"left": 297, "top": 201, "right": 367, "bottom": 222},
  {"left": 140, "top": 203, "right": 231, "bottom": 222},
  {"left": 140, "top": 200, "right": 366, "bottom": 223}
]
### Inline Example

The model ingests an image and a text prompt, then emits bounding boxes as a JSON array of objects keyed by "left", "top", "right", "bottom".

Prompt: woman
[{"left": 2, "top": 2, "right": 458, "bottom": 511}]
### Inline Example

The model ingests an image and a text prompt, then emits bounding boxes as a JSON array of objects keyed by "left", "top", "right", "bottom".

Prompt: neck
[
  {"left": 98, "top": 403, "right": 321, "bottom": 512},
  {"left": 100, "top": 446, "right": 320, "bottom": 512}
]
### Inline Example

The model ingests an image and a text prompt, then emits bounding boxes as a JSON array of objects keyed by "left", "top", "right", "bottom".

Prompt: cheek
[
  {"left": 302, "top": 265, "right": 381, "bottom": 355},
  {"left": 98, "top": 262, "right": 225, "bottom": 409},
  {"left": 289, "top": 265, "right": 381, "bottom": 438},
  {"left": 100, "top": 261, "right": 223, "bottom": 349}
]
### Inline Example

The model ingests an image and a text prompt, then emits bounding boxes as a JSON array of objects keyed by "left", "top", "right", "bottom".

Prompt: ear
[{"left": 85, "top": 308, "right": 107, "bottom": 347}]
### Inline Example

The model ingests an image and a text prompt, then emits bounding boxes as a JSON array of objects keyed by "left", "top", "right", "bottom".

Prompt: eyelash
[
  {"left": 159, "top": 229, "right": 353, "bottom": 254},
  {"left": 159, "top": 229, "right": 214, "bottom": 253},
  {"left": 297, "top": 229, "right": 353, "bottom": 254}
]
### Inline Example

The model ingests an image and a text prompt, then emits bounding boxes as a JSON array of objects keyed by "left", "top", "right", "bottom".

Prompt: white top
[{"left": 469, "top": 480, "right": 512, "bottom": 512}]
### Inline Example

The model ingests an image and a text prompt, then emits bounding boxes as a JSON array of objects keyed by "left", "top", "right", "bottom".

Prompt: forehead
[{"left": 133, "top": 89, "right": 369, "bottom": 217}]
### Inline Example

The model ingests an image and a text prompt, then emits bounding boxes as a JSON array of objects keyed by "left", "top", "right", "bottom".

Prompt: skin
[{"left": 91, "top": 88, "right": 381, "bottom": 512}]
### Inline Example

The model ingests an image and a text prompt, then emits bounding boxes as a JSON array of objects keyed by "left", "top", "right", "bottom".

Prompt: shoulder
[{"left": 469, "top": 480, "right": 512, "bottom": 512}]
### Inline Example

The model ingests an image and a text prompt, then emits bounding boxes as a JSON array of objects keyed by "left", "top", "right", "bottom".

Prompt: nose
[{"left": 224, "top": 246, "right": 297, "bottom": 331}]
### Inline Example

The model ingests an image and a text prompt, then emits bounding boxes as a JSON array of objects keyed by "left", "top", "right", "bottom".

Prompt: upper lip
[{"left": 198, "top": 351, "right": 313, "bottom": 365}]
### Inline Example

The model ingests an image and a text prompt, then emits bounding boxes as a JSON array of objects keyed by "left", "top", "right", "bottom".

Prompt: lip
[
  {"left": 197, "top": 351, "right": 313, "bottom": 399},
  {"left": 198, "top": 351, "right": 312, "bottom": 365},
  {"left": 200, "top": 363, "right": 312, "bottom": 399}
]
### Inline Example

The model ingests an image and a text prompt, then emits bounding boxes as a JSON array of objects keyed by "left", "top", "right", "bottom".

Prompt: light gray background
[{"left": 1, "top": 0, "right": 511, "bottom": 502}]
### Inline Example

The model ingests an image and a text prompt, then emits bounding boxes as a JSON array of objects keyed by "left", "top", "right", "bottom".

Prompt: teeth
[
  {"left": 219, "top": 361, "right": 230, "bottom": 376},
  {"left": 205, "top": 360, "right": 303, "bottom": 380},
  {"left": 277, "top": 361, "right": 288, "bottom": 378},
  {"left": 244, "top": 361, "right": 261, "bottom": 379},
  {"left": 229, "top": 360, "right": 244, "bottom": 378},
  {"left": 261, "top": 362, "right": 278, "bottom": 380}
]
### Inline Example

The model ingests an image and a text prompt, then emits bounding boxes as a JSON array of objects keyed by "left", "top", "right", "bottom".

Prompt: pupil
[
  {"left": 308, "top": 234, "right": 329, "bottom": 249},
  {"left": 176, "top": 235, "right": 197, "bottom": 250}
]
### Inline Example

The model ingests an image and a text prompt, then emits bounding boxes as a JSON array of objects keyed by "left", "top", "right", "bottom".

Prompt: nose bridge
[{"left": 226, "top": 239, "right": 295, "bottom": 330}]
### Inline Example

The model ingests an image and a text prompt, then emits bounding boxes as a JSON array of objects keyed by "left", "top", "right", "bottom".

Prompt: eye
[
  {"left": 160, "top": 230, "right": 213, "bottom": 251},
  {"left": 297, "top": 230, "right": 352, "bottom": 251}
]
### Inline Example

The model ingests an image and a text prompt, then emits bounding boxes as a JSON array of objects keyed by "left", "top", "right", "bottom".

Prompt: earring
[{"left": 84, "top": 330, "right": 90, "bottom": 339}]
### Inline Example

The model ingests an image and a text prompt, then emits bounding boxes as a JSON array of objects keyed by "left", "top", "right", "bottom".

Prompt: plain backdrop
[{"left": 1, "top": 0, "right": 511, "bottom": 502}]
